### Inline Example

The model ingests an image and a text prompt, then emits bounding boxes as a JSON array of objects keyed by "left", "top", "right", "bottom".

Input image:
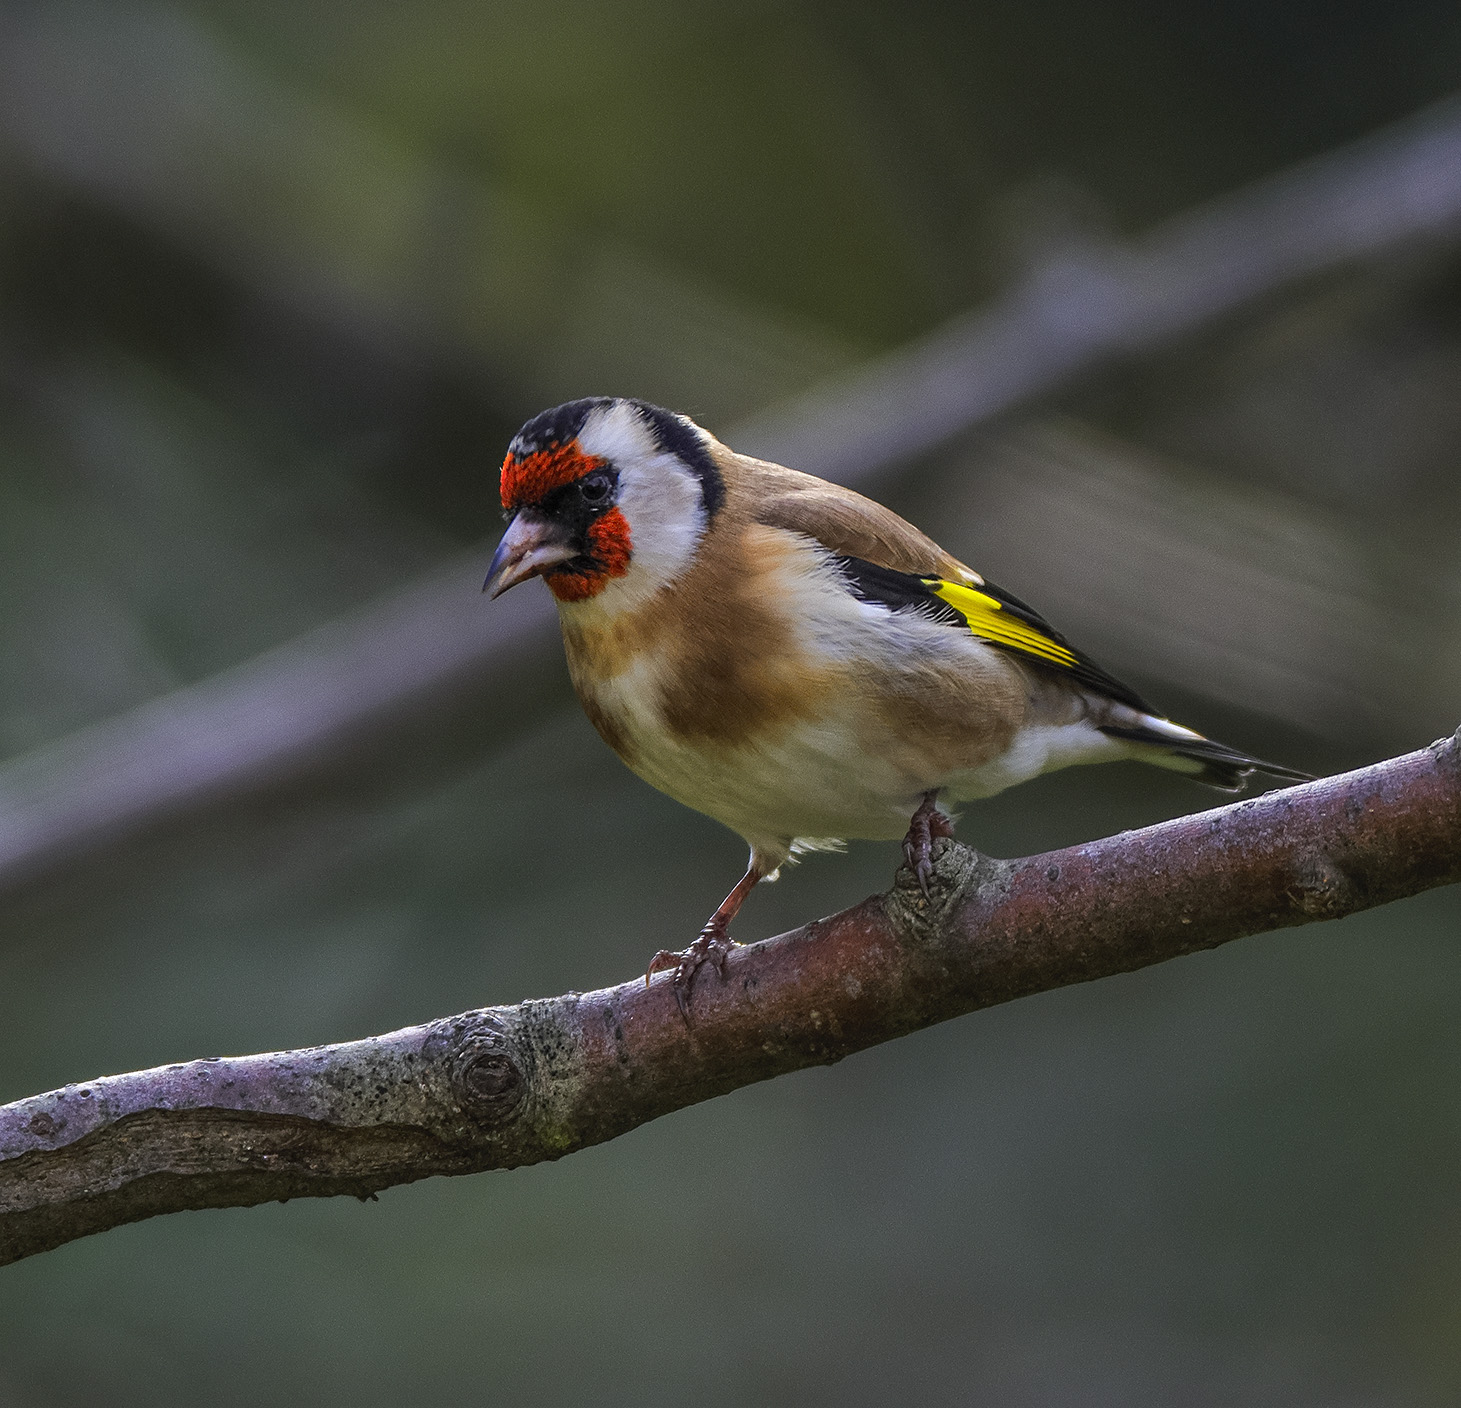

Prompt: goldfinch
[{"left": 484, "top": 397, "right": 1311, "bottom": 1014}]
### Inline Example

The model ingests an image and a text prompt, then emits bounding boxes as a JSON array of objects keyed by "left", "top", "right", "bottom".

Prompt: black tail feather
[{"left": 1100, "top": 725, "right": 1315, "bottom": 793}]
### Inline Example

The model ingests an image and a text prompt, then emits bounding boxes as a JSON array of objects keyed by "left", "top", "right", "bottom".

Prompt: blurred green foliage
[{"left": 2, "top": 2, "right": 1461, "bottom": 1404}]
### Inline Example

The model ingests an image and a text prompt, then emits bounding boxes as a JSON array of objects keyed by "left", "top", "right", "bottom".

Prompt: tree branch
[{"left": 3, "top": 733, "right": 1458, "bottom": 1267}]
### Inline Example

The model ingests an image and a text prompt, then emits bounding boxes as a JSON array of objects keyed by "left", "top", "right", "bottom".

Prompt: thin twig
[{"left": 3, "top": 730, "right": 1456, "bottom": 1267}]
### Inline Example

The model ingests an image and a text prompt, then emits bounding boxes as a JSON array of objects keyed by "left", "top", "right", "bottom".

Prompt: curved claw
[
  {"left": 645, "top": 948, "right": 682, "bottom": 981},
  {"left": 903, "top": 791, "right": 955, "bottom": 899},
  {"left": 644, "top": 858, "right": 765, "bottom": 1021},
  {"left": 902, "top": 834, "right": 931, "bottom": 899},
  {"left": 645, "top": 925, "right": 738, "bottom": 1023}
]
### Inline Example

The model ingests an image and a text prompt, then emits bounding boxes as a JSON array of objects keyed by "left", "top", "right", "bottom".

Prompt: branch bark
[{"left": 3, "top": 732, "right": 1458, "bottom": 1267}]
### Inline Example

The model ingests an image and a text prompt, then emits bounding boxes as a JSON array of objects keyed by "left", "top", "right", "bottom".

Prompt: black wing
[{"left": 833, "top": 555, "right": 1155, "bottom": 713}]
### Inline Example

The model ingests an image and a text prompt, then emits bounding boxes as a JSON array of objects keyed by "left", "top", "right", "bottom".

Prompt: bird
[{"left": 483, "top": 396, "right": 1312, "bottom": 1016}]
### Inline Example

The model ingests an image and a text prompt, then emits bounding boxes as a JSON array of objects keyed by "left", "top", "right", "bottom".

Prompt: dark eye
[{"left": 578, "top": 471, "right": 614, "bottom": 507}]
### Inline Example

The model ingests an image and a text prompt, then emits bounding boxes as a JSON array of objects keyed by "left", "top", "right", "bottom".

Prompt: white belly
[
  {"left": 559, "top": 541, "right": 1126, "bottom": 867},
  {"left": 630, "top": 716, "right": 1124, "bottom": 846},
  {"left": 585, "top": 650, "right": 1125, "bottom": 870}
]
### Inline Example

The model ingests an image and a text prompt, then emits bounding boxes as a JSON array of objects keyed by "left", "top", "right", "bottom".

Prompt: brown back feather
[{"left": 723, "top": 451, "right": 976, "bottom": 582}]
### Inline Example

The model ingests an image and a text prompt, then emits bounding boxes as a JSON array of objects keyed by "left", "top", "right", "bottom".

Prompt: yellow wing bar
[{"left": 925, "top": 579, "right": 1080, "bottom": 669}]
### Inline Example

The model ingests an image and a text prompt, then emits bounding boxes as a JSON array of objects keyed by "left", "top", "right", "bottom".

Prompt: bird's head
[{"left": 483, "top": 397, "right": 724, "bottom": 609}]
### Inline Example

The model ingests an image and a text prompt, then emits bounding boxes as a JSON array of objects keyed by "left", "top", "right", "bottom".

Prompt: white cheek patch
[
  {"left": 573, "top": 401, "right": 710, "bottom": 614},
  {"left": 614, "top": 457, "right": 707, "bottom": 582}
]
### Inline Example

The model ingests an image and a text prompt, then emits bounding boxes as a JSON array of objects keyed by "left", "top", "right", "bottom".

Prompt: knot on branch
[
  {"left": 455, "top": 1040, "right": 524, "bottom": 1122},
  {"left": 885, "top": 839, "right": 1009, "bottom": 943},
  {"left": 1287, "top": 854, "right": 1362, "bottom": 919},
  {"left": 422, "top": 1013, "right": 527, "bottom": 1131}
]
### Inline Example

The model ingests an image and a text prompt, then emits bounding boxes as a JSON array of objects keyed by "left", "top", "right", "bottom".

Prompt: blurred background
[{"left": 1, "top": 1, "right": 1460, "bottom": 1403}]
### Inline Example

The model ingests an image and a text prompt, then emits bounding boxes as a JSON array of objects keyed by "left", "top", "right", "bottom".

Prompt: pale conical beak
[{"left": 482, "top": 513, "right": 579, "bottom": 598}]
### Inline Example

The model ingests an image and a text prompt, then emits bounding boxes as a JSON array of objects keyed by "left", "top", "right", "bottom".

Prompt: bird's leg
[
  {"left": 646, "top": 859, "right": 767, "bottom": 1022},
  {"left": 903, "top": 790, "right": 955, "bottom": 899}
]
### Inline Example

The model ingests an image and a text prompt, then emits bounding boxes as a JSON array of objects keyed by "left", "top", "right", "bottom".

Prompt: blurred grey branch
[
  {"left": 3, "top": 3, "right": 1461, "bottom": 892},
  {"left": 0, "top": 1, "right": 858, "bottom": 425},
  {"left": 3, "top": 732, "right": 1457, "bottom": 1266}
]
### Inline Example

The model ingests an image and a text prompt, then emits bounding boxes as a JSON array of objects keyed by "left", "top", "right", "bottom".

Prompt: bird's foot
[
  {"left": 646, "top": 921, "right": 738, "bottom": 1023},
  {"left": 902, "top": 791, "right": 955, "bottom": 899}
]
